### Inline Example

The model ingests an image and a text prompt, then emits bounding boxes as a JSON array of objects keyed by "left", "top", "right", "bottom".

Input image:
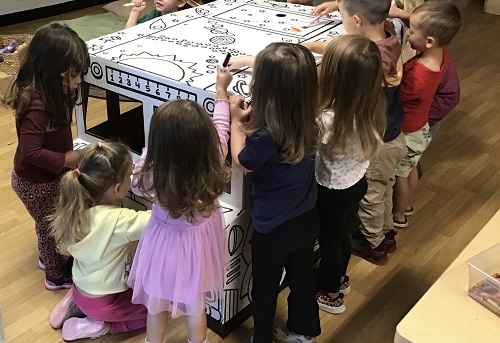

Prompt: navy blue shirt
[
  {"left": 238, "top": 129, "right": 317, "bottom": 233},
  {"left": 384, "top": 85, "right": 406, "bottom": 142}
]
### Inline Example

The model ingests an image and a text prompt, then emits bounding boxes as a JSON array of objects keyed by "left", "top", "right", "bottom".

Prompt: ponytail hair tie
[{"left": 75, "top": 168, "right": 81, "bottom": 175}]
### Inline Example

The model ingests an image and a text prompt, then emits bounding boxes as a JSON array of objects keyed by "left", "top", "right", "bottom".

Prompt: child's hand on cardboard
[{"left": 311, "top": 1, "right": 338, "bottom": 17}]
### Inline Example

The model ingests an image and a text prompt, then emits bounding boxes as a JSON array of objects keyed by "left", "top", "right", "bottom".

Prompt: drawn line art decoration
[
  {"left": 113, "top": 52, "right": 203, "bottom": 84},
  {"left": 203, "top": 97, "right": 216, "bottom": 113},
  {"left": 210, "top": 36, "right": 236, "bottom": 45},
  {"left": 90, "top": 62, "right": 103, "bottom": 80},
  {"left": 232, "top": 80, "right": 250, "bottom": 96},
  {"left": 196, "top": 7, "right": 211, "bottom": 15},
  {"left": 150, "top": 18, "right": 167, "bottom": 30}
]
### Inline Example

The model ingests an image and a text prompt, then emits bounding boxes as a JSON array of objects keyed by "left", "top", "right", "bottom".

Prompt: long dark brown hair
[
  {"left": 319, "top": 35, "right": 386, "bottom": 160},
  {"left": 135, "top": 100, "right": 231, "bottom": 223},
  {"left": 5, "top": 22, "right": 89, "bottom": 127},
  {"left": 243, "top": 42, "right": 320, "bottom": 164}
]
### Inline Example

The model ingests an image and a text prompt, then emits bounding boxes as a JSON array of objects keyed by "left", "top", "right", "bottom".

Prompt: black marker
[{"left": 221, "top": 53, "right": 231, "bottom": 72}]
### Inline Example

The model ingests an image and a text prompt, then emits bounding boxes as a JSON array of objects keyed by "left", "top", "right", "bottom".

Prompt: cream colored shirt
[
  {"left": 315, "top": 111, "right": 369, "bottom": 190},
  {"left": 67, "top": 205, "right": 151, "bottom": 295}
]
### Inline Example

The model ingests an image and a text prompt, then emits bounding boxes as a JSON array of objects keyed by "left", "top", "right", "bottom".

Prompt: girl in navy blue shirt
[{"left": 229, "top": 43, "right": 321, "bottom": 343}]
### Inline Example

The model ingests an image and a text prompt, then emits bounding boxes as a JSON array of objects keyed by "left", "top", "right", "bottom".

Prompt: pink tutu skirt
[{"left": 128, "top": 202, "right": 226, "bottom": 318}]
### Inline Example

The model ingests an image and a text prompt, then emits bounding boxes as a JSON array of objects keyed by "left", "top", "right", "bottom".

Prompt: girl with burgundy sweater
[{"left": 5, "top": 23, "right": 89, "bottom": 290}]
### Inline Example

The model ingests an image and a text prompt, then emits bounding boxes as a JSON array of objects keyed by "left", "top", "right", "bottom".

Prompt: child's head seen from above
[
  {"left": 408, "top": 0, "right": 461, "bottom": 51},
  {"left": 337, "top": 0, "right": 391, "bottom": 34},
  {"left": 73, "top": 142, "right": 133, "bottom": 206},
  {"left": 51, "top": 142, "right": 133, "bottom": 253}
]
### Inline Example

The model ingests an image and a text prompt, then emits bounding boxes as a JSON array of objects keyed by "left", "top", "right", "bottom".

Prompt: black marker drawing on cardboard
[
  {"left": 196, "top": 7, "right": 210, "bottom": 16},
  {"left": 113, "top": 52, "right": 203, "bottom": 84},
  {"left": 88, "top": 44, "right": 104, "bottom": 52},
  {"left": 205, "top": 290, "right": 223, "bottom": 321},
  {"left": 150, "top": 18, "right": 167, "bottom": 30},
  {"left": 225, "top": 219, "right": 253, "bottom": 303},
  {"left": 232, "top": 80, "right": 250, "bottom": 96},
  {"left": 99, "top": 35, "right": 122, "bottom": 44}
]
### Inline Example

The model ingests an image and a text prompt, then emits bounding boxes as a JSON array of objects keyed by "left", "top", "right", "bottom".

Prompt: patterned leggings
[{"left": 11, "top": 170, "right": 67, "bottom": 280}]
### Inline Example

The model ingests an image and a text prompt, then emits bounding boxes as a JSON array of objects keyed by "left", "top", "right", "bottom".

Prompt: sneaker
[
  {"left": 404, "top": 207, "right": 414, "bottom": 217},
  {"left": 351, "top": 233, "right": 388, "bottom": 266},
  {"left": 383, "top": 230, "right": 397, "bottom": 254},
  {"left": 249, "top": 328, "right": 276, "bottom": 343},
  {"left": 38, "top": 257, "right": 45, "bottom": 270},
  {"left": 45, "top": 275, "right": 73, "bottom": 291},
  {"left": 393, "top": 217, "right": 408, "bottom": 228},
  {"left": 273, "top": 325, "right": 317, "bottom": 343},
  {"left": 339, "top": 275, "right": 351, "bottom": 295},
  {"left": 49, "top": 288, "right": 84, "bottom": 329},
  {"left": 62, "top": 317, "right": 110, "bottom": 341},
  {"left": 317, "top": 292, "right": 345, "bottom": 314}
]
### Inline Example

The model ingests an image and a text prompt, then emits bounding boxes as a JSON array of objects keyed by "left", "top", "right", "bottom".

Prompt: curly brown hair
[{"left": 135, "top": 100, "right": 231, "bottom": 223}]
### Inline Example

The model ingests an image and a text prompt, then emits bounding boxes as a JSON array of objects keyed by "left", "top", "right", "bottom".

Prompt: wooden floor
[{"left": 1, "top": 1, "right": 500, "bottom": 342}]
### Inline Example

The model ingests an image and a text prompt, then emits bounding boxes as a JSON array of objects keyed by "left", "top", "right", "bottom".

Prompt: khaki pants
[{"left": 358, "top": 133, "right": 407, "bottom": 248}]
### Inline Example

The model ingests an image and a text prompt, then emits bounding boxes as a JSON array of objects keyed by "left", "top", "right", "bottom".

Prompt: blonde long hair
[
  {"left": 50, "top": 142, "right": 132, "bottom": 254},
  {"left": 319, "top": 35, "right": 386, "bottom": 160},
  {"left": 243, "top": 42, "right": 320, "bottom": 164}
]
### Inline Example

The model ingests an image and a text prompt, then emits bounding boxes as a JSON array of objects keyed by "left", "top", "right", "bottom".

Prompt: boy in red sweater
[{"left": 393, "top": 0, "right": 461, "bottom": 227}]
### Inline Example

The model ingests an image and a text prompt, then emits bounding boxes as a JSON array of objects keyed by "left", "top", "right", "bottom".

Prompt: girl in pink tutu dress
[{"left": 128, "top": 65, "right": 233, "bottom": 343}]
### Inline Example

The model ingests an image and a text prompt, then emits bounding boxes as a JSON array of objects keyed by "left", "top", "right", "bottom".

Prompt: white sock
[{"left": 188, "top": 339, "right": 208, "bottom": 343}]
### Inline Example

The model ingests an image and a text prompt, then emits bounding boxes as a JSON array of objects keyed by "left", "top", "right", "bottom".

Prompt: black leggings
[
  {"left": 316, "top": 177, "right": 367, "bottom": 293},
  {"left": 251, "top": 207, "right": 321, "bottom": 343}
]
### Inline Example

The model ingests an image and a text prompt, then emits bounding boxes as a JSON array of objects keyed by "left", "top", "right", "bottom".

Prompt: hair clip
[
  {"left": 75, "top": 168, "right": 81, "bottom": 175},
  {"left": 98, "top": 142, "right": 102, "bottom": 148}
]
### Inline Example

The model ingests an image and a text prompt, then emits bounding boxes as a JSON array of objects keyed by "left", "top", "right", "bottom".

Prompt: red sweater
[
  {"left": 14, "top": 96, "right": 73, "bottom": 183},
  {"left": 401, "top": 49, "right": 449, "bottom": 133}
]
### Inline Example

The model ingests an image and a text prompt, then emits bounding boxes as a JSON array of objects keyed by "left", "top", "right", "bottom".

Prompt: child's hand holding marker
[
  {"left": 186, "top": 0, "right": 202, "bottom": 7},
  {"left": 226, "top": 55, "right": 256, "bottom": 70},
  {"left": 216, "top": 63, "right": 232, "bottom": 100},
  {"left": 220, "top": 53, "right": 231, "bottom": 73},
  {"left": 124, "top": 0, "right": 146, "bottom": 12}
]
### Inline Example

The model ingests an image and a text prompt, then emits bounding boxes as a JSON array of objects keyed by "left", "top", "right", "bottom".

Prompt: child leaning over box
[{"left": 392, "top": 0, "right": 461, "bottom": 227}]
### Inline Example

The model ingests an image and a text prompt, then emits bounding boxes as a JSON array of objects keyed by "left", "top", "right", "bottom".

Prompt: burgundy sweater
[
  {"left": 428, "top": 59, "right": 460, "bottom": 126},
  {"left": 14, "top": 97, "right": 73, "bottom": 183}
]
